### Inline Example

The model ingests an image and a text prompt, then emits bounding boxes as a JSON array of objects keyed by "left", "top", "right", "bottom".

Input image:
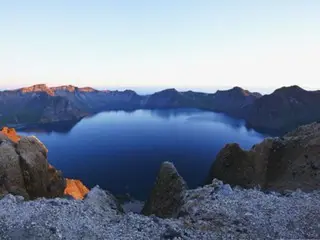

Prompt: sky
[{"left": 0, "top": 0, "right": 319, "bottom": 93}]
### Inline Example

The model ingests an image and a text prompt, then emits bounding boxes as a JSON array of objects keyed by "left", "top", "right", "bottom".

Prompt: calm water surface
[{"left": 19, "top": 109, "right": 267, "bottom": 200}]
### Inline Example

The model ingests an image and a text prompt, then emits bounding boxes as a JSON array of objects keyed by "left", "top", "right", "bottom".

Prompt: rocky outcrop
[
  {"left": 64, "top": 179, "right": 89, "bottom": 200},
  {"left": 207, "top": 122, "right": 320, "bottom": 192},
  {"left": 0, "top": 127, "right": 91, "bottom": 200},
  {"left": 142, "top": 162, "right": 187, "bottom": 218},
  {"left": 0, "top": 132, "right": 66, "bottom": 199}
]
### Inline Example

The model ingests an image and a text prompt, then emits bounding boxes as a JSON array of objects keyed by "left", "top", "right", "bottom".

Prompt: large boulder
[
  {"left": 142, "top": 162, "right": 187, "bottom": 218},
  {"left": 0, "top": 130, "right": 66, "bottom": 199},
  {"left": 207, "top": 122, "right": 320, "bottom": 192}
]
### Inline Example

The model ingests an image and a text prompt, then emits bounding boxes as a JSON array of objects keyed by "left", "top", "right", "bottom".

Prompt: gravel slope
[{"left": 0, "top": 182, "right": 320, "bottom": 240}]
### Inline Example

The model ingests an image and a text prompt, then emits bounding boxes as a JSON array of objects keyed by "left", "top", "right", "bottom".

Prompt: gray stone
[
  {"left": 84, "top": 185, "right": 123, "bottom": 213},
  {"left": 142, "top": 162, "right": 187, "bottom": 218},
  {"left": 218, "top": 184, "right": 233, "bottom": 195}
]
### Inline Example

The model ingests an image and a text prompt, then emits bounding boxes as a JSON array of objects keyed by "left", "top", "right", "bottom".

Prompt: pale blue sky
[{"left": 0, "top": 0, "right": 319, "bottom": 93}]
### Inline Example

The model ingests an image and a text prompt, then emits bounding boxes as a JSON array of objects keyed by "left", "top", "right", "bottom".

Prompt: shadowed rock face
[
  {"left": 142, "top": 162, "right": 187, "bottom": 218},
  {"left": 207, "top": 122, "right": 320, "bottom": 192}
]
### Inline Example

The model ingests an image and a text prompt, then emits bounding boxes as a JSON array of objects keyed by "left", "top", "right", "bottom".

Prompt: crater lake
[{"left": 18, "top": 109, "right": 267, "bottom": 200}]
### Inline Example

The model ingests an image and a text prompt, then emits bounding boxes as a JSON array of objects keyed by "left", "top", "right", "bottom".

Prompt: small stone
[
  {"left": 49, "top": 226, "right": 57, "bottom": 234},
  {"left": 218, "top": 184, "right": 233, "bottom": 195},
  {"left": 161, "top": 226, "right": 182, "bottom": 239},
  {"left": 211, "top": 179, "right": 223, "bottom": 188}
]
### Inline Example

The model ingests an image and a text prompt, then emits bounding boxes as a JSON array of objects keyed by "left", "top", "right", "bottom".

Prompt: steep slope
[
  {"left": 207, "top": 122, "right": 320, "bottom": 192},
  {"left": 242, "top": 86, "right": 320, "bottom": 133}
]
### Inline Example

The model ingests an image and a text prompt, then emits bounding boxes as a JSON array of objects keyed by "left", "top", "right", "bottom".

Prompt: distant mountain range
[{"left": 1, "top": 84, "right": 320, "bottom": 134}]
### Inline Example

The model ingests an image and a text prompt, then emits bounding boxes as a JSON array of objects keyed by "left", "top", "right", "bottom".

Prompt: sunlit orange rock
[
  {"left": 64, "top": 178, "right": 90, "bottom": 200},
  {"left": 0, "top": 127, "right": 21, "bottom": 142}
]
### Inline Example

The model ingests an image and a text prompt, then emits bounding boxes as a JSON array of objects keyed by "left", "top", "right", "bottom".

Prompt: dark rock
[
  {"left": 142, "top": 162, "right": 187, "bottom": 218},
  {"left": 241, "top": 86, "right": 320, "bottom": 133},
  {"left": 207, "top": 122, "right": 320, "bottom": 192}
]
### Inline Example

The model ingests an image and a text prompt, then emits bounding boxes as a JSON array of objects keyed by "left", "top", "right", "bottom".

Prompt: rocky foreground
[{"left": 0, "top": 180, "right": 319, "bottom": 239}]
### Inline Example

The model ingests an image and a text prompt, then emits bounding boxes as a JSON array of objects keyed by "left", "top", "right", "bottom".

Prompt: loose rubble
[{"left": 1, "top": 180, "right": 319, "bottom": 239}]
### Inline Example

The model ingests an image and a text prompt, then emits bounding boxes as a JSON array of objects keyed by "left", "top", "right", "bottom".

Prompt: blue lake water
[{"left": 18, "top": 109, "right": 267, "bottom": 200}]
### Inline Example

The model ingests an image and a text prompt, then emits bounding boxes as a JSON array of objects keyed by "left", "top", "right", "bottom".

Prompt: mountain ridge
[{"left": 1, "top": 84, "right": 320, "bottom": 134}]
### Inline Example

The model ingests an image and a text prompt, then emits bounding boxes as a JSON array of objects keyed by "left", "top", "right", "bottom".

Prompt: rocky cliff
[
  {"left": 0, "top": 127, "right": 89, "bottom": 200},
  {"left": 207, "top": 122, "right": 320, "bottom": 192}
]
